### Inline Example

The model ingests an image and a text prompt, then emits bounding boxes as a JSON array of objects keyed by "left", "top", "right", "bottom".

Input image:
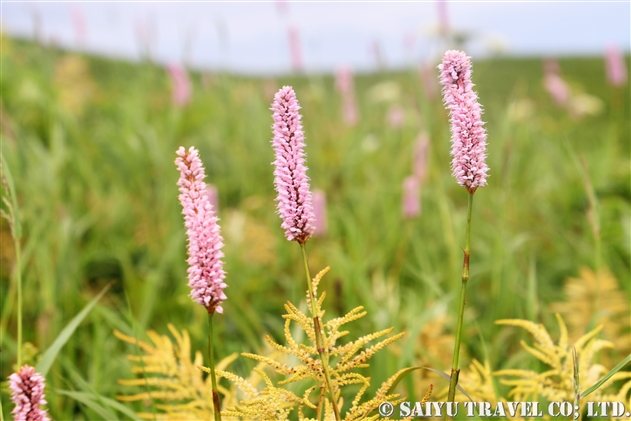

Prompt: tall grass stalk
[
  {"left": 300, "top": 243, "right": 341, "bottom": 421},
  {"left": 1, "top": 153, "right": 23, "bottom": 368},
  {"left": 15, "top": 239, "right": 22, "bottom": 368},
  {"left": 0, "top": 392, "right": 3, "bottom": 421},
  {"left": 447, "top": 192, "right": 474, "bottom": 403},
  {"left": 208, "top": 313, "right": 222, "bottom": 421}
]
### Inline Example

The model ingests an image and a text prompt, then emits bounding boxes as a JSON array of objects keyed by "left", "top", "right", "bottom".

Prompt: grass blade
[
  {"left": 56, "top": 390, "right": 143, "bottom": 421},
  {"left": 55, "top": 390, "right": 116, "bottom": 420},
  {"left": 386, "top": 366, "right": 474, "bottom": 402},
  {"left": 36, "top": 283, "right": 112, "bottom": 376},
  {"left": 580, "top": 353, "right": 631, "bottom": 399}
]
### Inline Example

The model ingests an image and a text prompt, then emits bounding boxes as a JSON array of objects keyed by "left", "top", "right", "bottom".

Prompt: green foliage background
[{"left": 1, "top": 36, "right": 629, "bottom": 419}]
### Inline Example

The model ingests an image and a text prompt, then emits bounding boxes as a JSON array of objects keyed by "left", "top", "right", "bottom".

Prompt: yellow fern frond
[
  {"left": 224, "top": 265, "right": 405, "bottom": 420},
  {"left": 494, "top": 314, "right": 630, "bottom": 407},
  {"left": 115, "top": 325, "right": 239, "bottom": 420}
]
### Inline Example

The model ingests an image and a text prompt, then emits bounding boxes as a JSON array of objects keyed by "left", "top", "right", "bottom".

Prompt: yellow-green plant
[
  {"left": 202, "top": 266, "right": 407, "bottom": 421},
  {"left": 442, "top": 315, "right": 631, "bottom": 420},
  {"left": 550, "top": 267, "right": 630, "bottom": 356},
  {"left": 438, "top": 359, "right": 529, "bottom": 420},
  {"left": 494, "top": 314, "right": 631, "bottom": 408},
  {"left": 115, "top": 324, "right": 239, "bottom": 420}
]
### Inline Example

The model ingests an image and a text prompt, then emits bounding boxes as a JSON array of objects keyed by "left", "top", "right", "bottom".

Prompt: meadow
[{"left": 1, "top": 35, "right": 629, "bottom": 420}]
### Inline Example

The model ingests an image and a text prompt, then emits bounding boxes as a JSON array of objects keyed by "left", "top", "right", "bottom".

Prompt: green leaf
[
  {"left": 56, "top": 390, "right": 143, "bottom": 421},
  {"left": 36, "top": 283, "right": 111, "bottom": 376},
  {"left": 387, "top": 366, "right": 474, "bottom": 402},
  {"left": 580, "top": 353, "right": 631, "bottom": 399}
]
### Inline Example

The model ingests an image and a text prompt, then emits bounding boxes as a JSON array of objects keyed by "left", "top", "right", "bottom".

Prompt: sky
[{"left": 1, "top": 1, "right": 630, "bottom": 75}]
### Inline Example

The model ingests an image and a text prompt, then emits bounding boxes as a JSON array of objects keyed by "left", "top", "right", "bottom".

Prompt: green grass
[{"left": 1, "top": 36, "right": 629, "bottom": 420}]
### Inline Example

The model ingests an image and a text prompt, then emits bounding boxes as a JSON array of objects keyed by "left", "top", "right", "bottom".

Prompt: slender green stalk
[
  {"left": 300, "top": 243, "right": 341, "bottom": 421},
  {"left": 208, "top": 313, "right": 222, "bottom": 421},
  {"left": 0, "top": 380, "right": 4, "bottom": 421},
  {"left": 16, "top": 239, "right": 22, "bottom": 368},
  {"left": 447, "top": 192, "right": 474, "bottom": 403}
]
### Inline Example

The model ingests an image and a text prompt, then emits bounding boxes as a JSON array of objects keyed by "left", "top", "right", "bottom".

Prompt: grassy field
[{"left": 1, "top": 35, "right": 629, "bottom": 420}]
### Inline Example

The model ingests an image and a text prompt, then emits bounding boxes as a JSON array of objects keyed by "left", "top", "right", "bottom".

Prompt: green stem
[
  {"left": 447, "top": 192, "right": 474, "bottom": 403},
  {"left": 300, "top": 243, "right": 341, "bottom": 421},
  {"left": 16, "top": 239, "right": 22, "bottom": 368},
  {"left": 208, "top": 313, "right": 222, "bottom": 421}
]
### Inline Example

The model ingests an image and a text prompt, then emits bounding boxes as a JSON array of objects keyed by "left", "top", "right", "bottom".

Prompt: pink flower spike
[
  {"left": 276, "top": 0, "right": 288, "bottom": 15},
  {"left": 9, "top": 365, "right": 51, "bottom": 421},
  {"left": 413, "top": 133, "right": 430, "bottom": 183},
  {"left": 402, "top": 175, "right": 421, "bottom": 219},
  {"left": 605, "top": 45, "right": 628, "bottom": 87},
  {"left": 167, "top": 63, "right": 192, "bottom": 107},
  {"left": 287, "top": 25, "right": 303, "bottom": 73},
  {"left": 438, "top": 50, "right": 489, "bottom": 193},
  {"left": 437, "top": 0, "right": 449, "bottom": 36},
  {"left": 313, "top": 189, "right": 328, "bottom": 237},
  {"left": 175, "top": 146, "right": 227, "bottom": 314},
  {"left": 336, "top": 66, "right": 359, "bottom": 126},
  {"left": 342, "top": 96, "right": 359, "bottom": 127},
  {"left": 543, "top": 58, "right": 560, "bottom": 76},
  {"left": 71, "top": 6, "right": 87, "bottom": 46},
  {"left": 335, "top": 66, "right": 353, "bottom": 95},
  {"left": 420, "top": 63, "right": 439, "bottom": 101},
  {"left": 205, "top": 184, "right": 219, "bottom": 214},
  {"left": 271, "top": 86, "right": 316, "bottom": 244},
  {"left": 544, "top": 72, "right": 570, "bottom": 105},
  {"left": 387, "top": 104, "right": 405, "bottom": 128}
]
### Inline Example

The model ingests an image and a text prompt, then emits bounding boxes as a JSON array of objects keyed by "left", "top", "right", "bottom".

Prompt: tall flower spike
[
  {"left": 605, "top": 45, "right": 628, "bottom": 87},
  {"left": 402, "top": 175, "right": 421, "bottom": 219},
  {"left": 313, "top": 189, "right": 328, "bottom": 237},
  {"left": 175, "top": 146, "right": 227, "bottom": 314},
  {"left": 438, "top": 50, "right": 489, "bottom": 193},
  {"left": 271, "top": 86, "right": 316, "bottom": 244},
  {"left": 167, "top": 63, "right": 192, "bottom": 107},
  {"left": 9, "top": 365, "right": 51, "bottom": 421}
]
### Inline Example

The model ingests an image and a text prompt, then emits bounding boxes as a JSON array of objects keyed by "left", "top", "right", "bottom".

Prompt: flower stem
[
  {"left": 208, "top": 313, "right": 222, "bottom": 421},
  {"left": 300, "top": 243, "right": 341, "bottom": 421},
  {"left": 16, "top": 239, "right": 22, "bottom": 368},
  {"left": 447, "top": 192, "right": 474, "bottom": 403}
]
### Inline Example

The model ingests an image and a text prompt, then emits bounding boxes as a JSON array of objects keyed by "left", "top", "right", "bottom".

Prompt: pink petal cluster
[
  {"left": 413, "top": 132, "right": 430, "bottom": 183},
  {"left": 402, "top": 175, "right": 421, "bottom": 219},
  {"left": 335, "top": 66, "right": 359, "bottom": 126},
  {"left": 437, "top": 0, "right": 450, "bottom": 36},
  {"left": 605, "top": 45, "right": 628, "bottom": 87},
  {"left": 313, "top": 189, "right": 328, "bottom": 237},
  {"left": 175, "top": 146, "right": 227, "bottom": 314},
  {"left": 271, "top": 86, "right": 315, "bottom": 244},
  {"left": 167, "top": 63, "right": 192, "bottom": 107},
  {"left": 404, "top": 32, "right": 416, "bottom": 54},
  {"left": 543, "top": 59, "right": 569, "bottom": 106},
  {"left": 205, "top": 184, "right": 219, "bottom": 214},
  {"left": 71, "top": 6, "right": 87, "bottom": 45},
  {"left": 420, "top": 63, "right": 439, "bottom": 101},
  {"left": 287, "top": 26, "right": 303, "bottom": 73},
  {"left": 544, "top": 73, "right": 570, "bottom": 105},
  {"left": 9, "top": 365, "right": 51, "bottom": 421},
  {"left": 387, "top": 104, "right": 406, "bottom": 128},
  {"left": 276, "top": 0, "right": 288, "bottom": 15},
  {"left": 438, "top": 50, "right": 489, "bottom": 193}
]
